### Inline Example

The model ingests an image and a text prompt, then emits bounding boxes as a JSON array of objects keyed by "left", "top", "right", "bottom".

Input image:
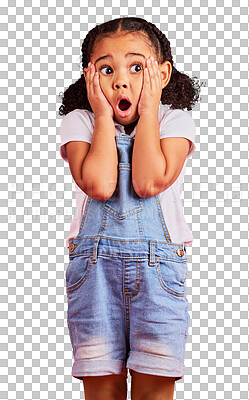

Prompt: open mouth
[
  {"left": 116, "top": 96, "right": 133, "bottom": 118},
  {"left": 118, "top": 99, "right": 132, "bottom": 111}
]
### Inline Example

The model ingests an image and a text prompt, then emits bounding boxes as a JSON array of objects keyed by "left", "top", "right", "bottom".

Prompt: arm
[
  {"left": 81, "top": 115, "right": 118, "bottom": 201},
  {"left": 132, "top": 113, "right": 191, "bottom": 198},
  {"left": 132, "top": 112, "right": 165, "bottom": 197}
]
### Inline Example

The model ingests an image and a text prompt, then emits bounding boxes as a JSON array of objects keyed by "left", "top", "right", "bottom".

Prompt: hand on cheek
[
  {"left": 84, "top": 62, "right": 114, "bottom": 119},
  {"left": 138, "top": 56, "right": 162, "bottom": 117}
]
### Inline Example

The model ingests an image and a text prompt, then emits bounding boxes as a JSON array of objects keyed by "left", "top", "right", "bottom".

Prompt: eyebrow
[{"left": 94, "top": 52, "right": 146, "bottom": 65}]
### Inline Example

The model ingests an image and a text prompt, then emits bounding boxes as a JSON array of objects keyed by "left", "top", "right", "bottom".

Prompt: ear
[
  {"left": 83, "top": 67, "right": 87, "bottom": 80},
  {"left": 159, "top": 61, "right": 172, "bottom": 89}
]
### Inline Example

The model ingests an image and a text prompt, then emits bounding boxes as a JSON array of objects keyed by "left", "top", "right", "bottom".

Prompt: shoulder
[
  {"left": 60, "top": 108, "right": 94, "bottom": 131},
  {"left": 59, "top": 109, "right": 94, "bottom": 162},
  {"left": 159, "top": 105, "right": 196, "bottom": 136}
]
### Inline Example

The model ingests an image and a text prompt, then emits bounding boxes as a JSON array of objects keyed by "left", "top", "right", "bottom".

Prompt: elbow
[
  {"left": 135, "top": 187, "right": 155, "bottom": 198},
  {"left": 75, "top": 179, "right": 115, "bottom": 202},
  {"left": 132, "top": 177, "right": 173, "bottom": 198},
  {"left": 132, "top": 179, "right": 152, "bottom": 198},
  {"left": 95, "top": 187, "right": 116, "bottom": 202}
]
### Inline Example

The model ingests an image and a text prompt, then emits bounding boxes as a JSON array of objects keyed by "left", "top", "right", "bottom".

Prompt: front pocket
[
  {"left": 102, "top": 163, "right": 144, "bottom": 219},
  {"left": 66, "top": 255, "right": 93, "bottom": 293},
  {"left": 156, "top": 258, "right": 188, "bottom": 297}
]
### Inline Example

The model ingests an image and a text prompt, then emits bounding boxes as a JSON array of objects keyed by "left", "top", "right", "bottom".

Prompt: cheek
[
  {"left": 136, "top": 78, "right": 144, "bottom": 93},
  {"left": 98, "top": 78, "right": 112, "bottom": 99},
  {"left": 98, "top": 77, "right": 107, "bottom": 91}
]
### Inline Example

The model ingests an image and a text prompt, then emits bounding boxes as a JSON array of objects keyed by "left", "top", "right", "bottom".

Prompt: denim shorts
[{"left": 66, "top": 136, "right": 190, "bottom": 381}]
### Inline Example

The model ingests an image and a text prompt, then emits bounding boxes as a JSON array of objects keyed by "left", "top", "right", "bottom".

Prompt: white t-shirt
[{"left": 59, "top": 104, "right": 196, "bottom": 248}]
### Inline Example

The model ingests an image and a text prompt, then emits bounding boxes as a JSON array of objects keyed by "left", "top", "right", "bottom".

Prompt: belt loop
[
  {"left": 92, "top": 237, "right": 100, "bottom": 263},
  {"left": 149, "top": 240, "right": 156, "bottom": 267}
]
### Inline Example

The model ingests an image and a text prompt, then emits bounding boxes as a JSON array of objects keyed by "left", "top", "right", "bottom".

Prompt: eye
[
  {"left": 99, "top": 62, "right": 143, "bottom": 75},
  {"left": 99, "top": 66, "right": 113, "bottom": 75},
  {"left": 130, "top": 63, "right": 143, "bottom": 73}
]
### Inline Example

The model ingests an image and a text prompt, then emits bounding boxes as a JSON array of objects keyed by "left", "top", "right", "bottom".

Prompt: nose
[
  {"left": 114, "top": 81, "right": 128, "bottom": 89},
  {"left": 113, "top": 71, "right": 129, "bottom": 89}
]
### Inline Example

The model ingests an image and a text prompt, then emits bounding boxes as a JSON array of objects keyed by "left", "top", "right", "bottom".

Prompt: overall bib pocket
[
  {"left": 66, "top": 255, "right": 93, "bottom": 293},
  {"left": 155, "top": 257, "right": 188, "bottom": 297},
  {"left": 102, "top": 163, "right": 144, "bottom": 219}
]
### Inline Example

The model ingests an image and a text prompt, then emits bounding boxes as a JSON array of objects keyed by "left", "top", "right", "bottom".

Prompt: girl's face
[{"left": 89, "top": 33, "right": 160, "bottom": 127}]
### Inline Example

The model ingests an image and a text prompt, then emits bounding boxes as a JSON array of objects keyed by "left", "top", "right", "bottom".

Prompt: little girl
[{"left": 59, "top": 16, "right": 201, "bottom": 400}]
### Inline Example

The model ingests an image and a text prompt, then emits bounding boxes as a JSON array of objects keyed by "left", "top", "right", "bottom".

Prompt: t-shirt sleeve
[
  {"left": 159, "top": 109, "right": 196, "bottom": 159},
  {"left": 59, "top": 109, "right": 93, "bottom": 163}
]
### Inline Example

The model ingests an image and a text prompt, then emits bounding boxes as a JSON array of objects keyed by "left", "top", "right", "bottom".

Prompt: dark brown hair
[{"left": 58, "top": 17, "right": 204, "bottom": 116}]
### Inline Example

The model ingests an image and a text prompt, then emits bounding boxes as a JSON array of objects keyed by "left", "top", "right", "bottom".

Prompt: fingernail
[
  {"left": 151, "top": 56, "right": 154, "bottom": 60},
  {"left": 88, "top": 62, "right": 91, "bottom": 67}
]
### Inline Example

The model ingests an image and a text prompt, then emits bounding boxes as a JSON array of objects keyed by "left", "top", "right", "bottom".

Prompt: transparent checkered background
[{"left": 1, "top": 1, "right": 248, "bottom": 399}]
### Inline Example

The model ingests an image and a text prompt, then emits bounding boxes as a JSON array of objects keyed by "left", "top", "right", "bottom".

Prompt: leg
[
  {"left": 130, "top": 370, "right": 175, "bottom": 400},
  {"left": 82, "top": 373, "right": 127, "bottom": 400}
]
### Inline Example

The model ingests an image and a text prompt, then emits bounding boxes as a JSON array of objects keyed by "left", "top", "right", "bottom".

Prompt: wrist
[
  {"left": 138, "top": 111, "right": 159, "bottom": 125},
  {"left": 139, "top": 109, "right": 158, "bottom": 118},
  {"left": 93, "top": 114, "right": 116, "bottom": 138},
  {"left": 95, "top": 114, "right": 114, "bottom": 122}
]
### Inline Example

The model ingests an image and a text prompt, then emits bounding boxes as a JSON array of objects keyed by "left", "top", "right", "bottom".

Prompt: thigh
[
  {"left": 130, "top": 370, "right": 175, "bottom": 400},
  {"left": 127, "top": 257, "right": 190, "bottom": 378},
  {"left": 83, "top": 374, "right": 127, "bottom": 400},
  {"left": 66, "top": 254, "right": 128, "bottom": 378}
]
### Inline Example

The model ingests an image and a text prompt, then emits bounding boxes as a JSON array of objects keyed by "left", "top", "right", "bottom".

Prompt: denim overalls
[{"left": 66, "top": 135, "right": 190, "bottom": 381}]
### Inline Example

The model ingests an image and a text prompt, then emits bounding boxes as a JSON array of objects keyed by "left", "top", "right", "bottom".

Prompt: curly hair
[{"left": 58, "top": 17, "right": 204, "bottom": 116}]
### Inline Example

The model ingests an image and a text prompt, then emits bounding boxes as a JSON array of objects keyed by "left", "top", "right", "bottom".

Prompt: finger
[
  {"left": 93, "top": 70, "right": 100, "bottom": 91},
  {"left": 93, "top": 67, "right": 101, "bottom": 90},
  {"left": 90, "top": 63, "right": 95, "bottom": 84},
  {"left": 149, "top": 57, "right": 156, "bottom": 83},
  {"left": 92, "top": 68, "right": 103, "bottom": 100},
  {"left": 89, "top": 63, "right": 97, "bottom": 96},
  {"left": 154, "top": 59, "right": 160, "bottom": 77},
  {"left": 144, "top": 66, "right": 149, "bottom": 87},
  {"left": 153, "top": 59, "right": 161, "bottom": 85},
  {"left": 85, "top": 62, "right": 92, "bottom": 89},
  {"left": 150, "top": 58, "right": 161, "bottom": 90},
  {"left": 146, "top": 58, "right": 153, "bottom": 89}
]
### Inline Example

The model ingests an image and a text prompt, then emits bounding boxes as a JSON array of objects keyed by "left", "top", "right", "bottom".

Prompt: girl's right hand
[{"left": 84, "top": 62, "right": 114, "bottom": 119}]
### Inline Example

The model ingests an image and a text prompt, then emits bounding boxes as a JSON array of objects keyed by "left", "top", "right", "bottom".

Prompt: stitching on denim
[
  {"left": 102, "top": 198, "right": 144, "bottom": 220},
  {"left": 123, "top": 259, "right": 130, "bottom": 340},
  {"left": 92, "top": 237, "right": 100, "bottom": 262},
  {"left": 155, "top": 259, "right": 186, "bottom": 297},
  {"left": 149, "top": 241, "right": 156, "bottom": 266},
  {"left": 124, "top": 259, "right": 141, "bottom": 298},
  {"left": 66, "top": 259, "right": 93, "bottom": 293},
  {"left": 69, "top": 236, "right": 185, "bottom": 246},
  {"left": 79, "top": 197, "right": 92, "bottom": 235},
  {"left": 119, "top": 163, "right": 131, "bottom": 170},
  {"left": 72, "top": 197, "right": 92, "bottom": 240},
  {"left": 98, "top": 211, "right": 108, "bottom": 235},
  {"left": 159, "top": 257, "right": 187, "bottom": 263},
  {"left": 116, "top": 136, "right": 133, "bottom": 142},
  {"left": 154, "top": 196, "right": 171, "bottom": 243},
  {"left": 69, "top": 251, "right": 187, "bottom": 262},
  {"left": 136, "top": 207, "right": 145, "bottom": 238},
  {"left": 127, "top": 298, "right": 130, "bottom": 341}
]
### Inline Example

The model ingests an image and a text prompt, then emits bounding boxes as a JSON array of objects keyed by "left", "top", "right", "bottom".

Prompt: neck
[{"left": 124, "top": 118, "right": 139, "bottom": 135}]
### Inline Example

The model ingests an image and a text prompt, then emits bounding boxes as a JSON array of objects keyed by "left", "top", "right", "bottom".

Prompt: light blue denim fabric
[{"left": 66, "top": 136, "right": 190, "bottom": 381}]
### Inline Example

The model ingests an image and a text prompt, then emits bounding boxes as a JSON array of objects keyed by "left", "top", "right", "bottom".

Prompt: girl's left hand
[{"left": 138, "top": 56, "right": 162, "bottom": 117}]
